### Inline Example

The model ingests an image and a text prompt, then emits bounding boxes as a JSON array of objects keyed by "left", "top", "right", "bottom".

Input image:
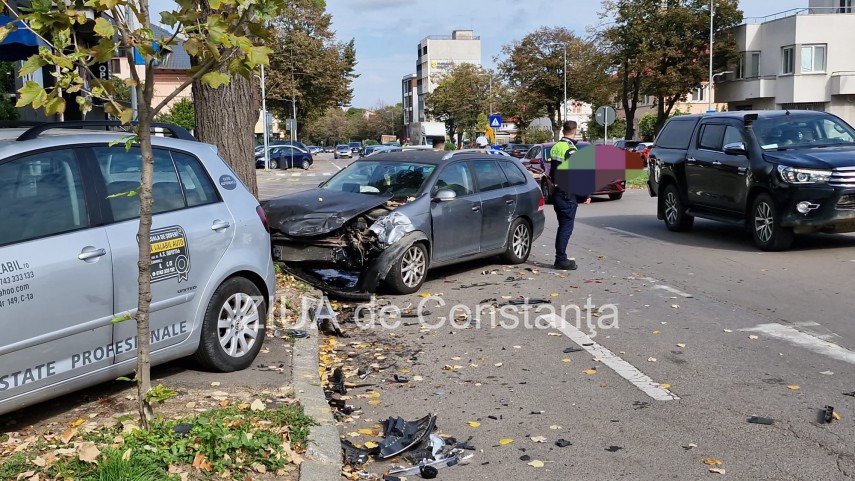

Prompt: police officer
[{"left": 549, "top": 120, "right": 589, "bottom": 270}]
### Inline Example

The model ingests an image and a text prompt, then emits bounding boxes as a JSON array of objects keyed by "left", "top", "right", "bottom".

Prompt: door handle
[
  {"left": 712, "top": 161, "right": 722, "bottom": 166},
  {"left": 505, "top": 199, "right": 515, "bottom": 204},
  {"left": 78, "top": 247, "right": 107, "bottom": 261},
  {"left": 211, "top": 220, "right": 231, "bottom": 231},
  {"left": 471, "top": 205, "right": 481, "bottom": 212},
  {"left": 687, "top": 156, "right": 696, "bottom": 163}
]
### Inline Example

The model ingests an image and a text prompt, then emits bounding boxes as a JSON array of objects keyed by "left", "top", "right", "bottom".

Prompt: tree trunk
[{"left": 193, "top": 71, "right": 260, "bottom": 197}]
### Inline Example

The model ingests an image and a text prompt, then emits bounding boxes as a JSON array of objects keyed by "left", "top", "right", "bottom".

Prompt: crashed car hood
[{"left": 262, "top": 188, "right": 391, "bottom": 236}]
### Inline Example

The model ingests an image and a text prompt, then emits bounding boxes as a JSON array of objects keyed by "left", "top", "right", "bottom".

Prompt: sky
[{"left": 325, "top": 0, "right": 808, "bottom": 108}]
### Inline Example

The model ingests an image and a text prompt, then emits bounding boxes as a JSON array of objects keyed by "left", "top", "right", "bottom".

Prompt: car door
[
  {"left": 429, "top": 161, "right": 481, "bottom": 261},
  {"left": 93, "top": 146, "right": 236, "bottom": 364},
  {"left": 472, "top": 159, "right": 515, "bottom": 252},
  {"left": 714, "top": 124, "right": 751, "bottom": 212},
  {"left": 524, "top": 145, "right": 541, "bottom": 170},
  {"left": 686, "top": 123, "right": 726, "bottom": 208},
  {"left": 0, "top": 148, "right": 114, "bottom": 406}
]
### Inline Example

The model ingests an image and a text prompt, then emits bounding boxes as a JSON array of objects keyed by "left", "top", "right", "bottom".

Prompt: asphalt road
[{"left": 261, "top": 175, "right": 855, "bottom": 480}]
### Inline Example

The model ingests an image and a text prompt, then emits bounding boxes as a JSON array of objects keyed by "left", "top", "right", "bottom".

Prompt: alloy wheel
[
  {"left": 754, "top": 201, "right": 774, "bottom": 243},
  {"left": 217, "top": 293, "right": 260, "bottom": 358},
  {"left": 400, "top": 245, "right": 427, "bottom": 288},
  {"left": 512, "top": 223, "right": 530, "bottom": 259},
  {"left": 664, "top": 191, "right": 679, "bottom": 225}
]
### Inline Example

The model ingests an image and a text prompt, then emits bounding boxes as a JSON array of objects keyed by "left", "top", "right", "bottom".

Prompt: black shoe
[{"left": 554, "top": 259, "right": 577, "bottom": 271}]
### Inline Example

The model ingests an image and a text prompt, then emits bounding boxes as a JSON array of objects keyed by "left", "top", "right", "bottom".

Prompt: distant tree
[
  {"left": 304, "top": 107, "right": 353, "bottom": 145},
  {"left": 0, "top": 62, "right": 17, "bottom": 120},
  {"left": 155, "top": 97, "right": 195, "bottom": 131},
  {"left": 586, "top": 112, "right": 627, "bottom": 142},
  {"left": 364, "top": 139, "right": 378, "bottom": 145},
  {"left": 426, "top": 64, "right": 503, "bottom": 145},
  {"left": 524, "top": 126, "right": 554, "bottom": 144}
]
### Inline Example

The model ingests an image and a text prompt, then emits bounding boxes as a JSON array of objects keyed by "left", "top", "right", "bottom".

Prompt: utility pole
[
  {"left": 708, "top": 0, "right": 715, "bottom": 112},
  {"left": 261, "top": 64, "right": 270, "bottom": 170}
]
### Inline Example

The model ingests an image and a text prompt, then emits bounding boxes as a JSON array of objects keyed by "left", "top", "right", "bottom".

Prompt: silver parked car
[
  {"left": 262, "top": 149, "right": 545, "bottom": 296},
  {"left": 0, "top": 122, "right": 275, "bottom": 416},
  {"left": 334, "top": 144, "right": 353, "bottom": 159}
]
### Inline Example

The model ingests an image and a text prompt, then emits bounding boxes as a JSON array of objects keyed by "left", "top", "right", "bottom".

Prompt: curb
[{"left": 292, "top": 322, "right": 341, "bottom": 481}]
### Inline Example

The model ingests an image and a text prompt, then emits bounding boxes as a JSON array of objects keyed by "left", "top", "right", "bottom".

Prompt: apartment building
[
  {"left": 414, "top": 30, "right": 481, "bottom": 122},
  {"left": 715, "top": 0, "right": 855, "bottom": 122}
]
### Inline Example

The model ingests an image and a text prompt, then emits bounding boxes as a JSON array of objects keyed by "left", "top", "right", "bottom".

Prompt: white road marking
[
  {"left": 329, "top": 161, "right": 343, "bottom": 171},
  {"left": 307, "top": 173, "right": 316, "bottom": 177},
  {"left": 741, "top": 323, "right": 855, "bottom": 365},
  {"left": 605, "top": 227, "right": 673, "bottom": 245},
  {"left": 291, "top": 173, "right": 301, "bottom": 177},
  {"left": 652, "top": 285, "right": 694, "bottom": 298},
  {"left": 323, "top": 172, "right": 333, "bottom": 176},
  {"left": 547, "top": 314, "right": 680, "bottom": 401}
]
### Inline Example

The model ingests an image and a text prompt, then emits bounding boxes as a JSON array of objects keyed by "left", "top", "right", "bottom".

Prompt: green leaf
[
  {"left": 200, "top": 71, "right": 230, "bottom": 89},
  {"left": 0, "top": 26, "right": 11, "bottom": 43},
  {"left": 94, "top": 17, "right": 114, "bottom": 38},
  {"left": 115, "top": 376, "right": 135, "bottom": 382},
  {"left": 91, "top": 37, "right": 117, "bottom": 62},
  {"left": 209, "top": 0, "right": 222, "bottom": 9},
  {"left": 16, "top": 81, "right": 47, "bottom": 108},
  {"left": 183, "top": 37, "right": 202, "bottom": 56},
  {"left": 159, "top": 11, "right": 178, "bottom": 27},
  {"left": 119, "top": 107, "right": 134, "bottom": 124},
  {"left": 97, "top": 0, "right": 121, "bottom": 9},
  {"left": 44, "top": 95, "right": 66, "bottom": 115},
  {"left": 246, "top": 46, "right": 272, "bottom": 69},
  {"left": 19, "top": 55, "right": 47, "bottom": 76}
]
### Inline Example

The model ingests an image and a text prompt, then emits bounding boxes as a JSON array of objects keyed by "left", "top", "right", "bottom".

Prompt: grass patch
[
  {"left": 627, "top": 169, "right": 650, "bottom": 189},
  {"left": 1, "top": 403, "right": 313, "bottom": 480}
]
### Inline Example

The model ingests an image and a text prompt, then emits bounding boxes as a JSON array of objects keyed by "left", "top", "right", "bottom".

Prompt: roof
[{"left": 150, "top": 23, "right": 191, "bottom": 71}]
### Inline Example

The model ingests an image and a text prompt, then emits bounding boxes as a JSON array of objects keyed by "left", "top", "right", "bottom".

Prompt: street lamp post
[
  {"left": 708, "top": 0, "right": 715, "bottom": 112},
  {"left": 261, "top": 64, "right": 270, "bottom": 170},
  {"left": 548, "top": 42, "right": 567, "bottom": 124}
]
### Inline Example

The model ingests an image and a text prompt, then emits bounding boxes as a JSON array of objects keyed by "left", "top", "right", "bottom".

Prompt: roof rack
[
  {"left": 442, "top": 148, "right": 511, "bottom": 160},
  {"left": 16, "top": 121, "right": 197, "bottom": 142}
]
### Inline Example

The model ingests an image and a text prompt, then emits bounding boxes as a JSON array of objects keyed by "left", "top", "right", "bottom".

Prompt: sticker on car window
[
  {"left": 149, "top": 226, "right": 191, "bottom": 283},
  {"left": 218, "top": 174, "right": 237, "bottom": 190}
]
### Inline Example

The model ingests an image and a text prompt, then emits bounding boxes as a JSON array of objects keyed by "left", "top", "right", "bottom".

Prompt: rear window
[{"left": 655, "top": 118, "right": 700, "bottom": 149}]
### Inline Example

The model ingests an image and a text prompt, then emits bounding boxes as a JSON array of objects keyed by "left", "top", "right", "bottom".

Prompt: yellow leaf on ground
[
  {"left": 709, "top": 468, "right": 726, "bottom": 474},
  {"left": 367, "top": 400, "right": 382, "bottom": 406},
  {"left": 660, "top": 383, "right": 672, "bottom": 389},
  {"left": 832, "top": 411, "right": 841, "bottom": 421},
  {"left": 58, "top": 428, "right": 77, "bottom": 444},
  {"left": 787, "top": 385, "right": 800, "bottom": 390},
  {"left": 499, "top": 438, "right": 513, "bottom": 445},
  {"left": 703, "top": 458, "right": 723, "bottom": 466},
  {"left": 530, "top": 436, "right": 546, "bottom": 443},
  {"left": 419, "top": 292, "right": 432, "bottom": 297},
  {"left": 250, "top": 399, "right": 266, "bottom": 411},
  {"left": 676, "top": 343, "right": 687, "bottom": 348},
  {"left": 368, "top": 392, "right": 381, "bottom": 399},
  {"left": 467, "top": 422, "right": 481, "bottom": 428},
  {"left": 192, "top": 453, "right": 212, "bottom": 472},
  {"left": 550, "top": 293, "right": 559, "bottom": 297},
  {"left": 528, "top": 460, "right": 545, "bottom": 468},
  {"left": 357, "top": 429, "right": 375, "bottom": 435},
  {"left": 582, "top": 369, "right": 597, "bottom": 375},
  {"left": 652, "top": 331, "right": 661, "bottom": 335},
  {"left": 562, "top": 358, "right": 572, "bottom": 363},
  {"left": 364, "top": 442, "right": 378, "bottom": 449},
  {"left": 547, "top": 332, "right": 561, "bottom": 337},
  {"left": 70, "top": 418, "right": 85, "bottom": 427}
]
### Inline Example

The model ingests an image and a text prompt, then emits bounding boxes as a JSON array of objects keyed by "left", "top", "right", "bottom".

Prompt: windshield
[
  {"left": 754, "top": 114, "right": 855, "bottom": 150},
  {"left": 322, "top": 160, "right": 437, "bottom": 199}
]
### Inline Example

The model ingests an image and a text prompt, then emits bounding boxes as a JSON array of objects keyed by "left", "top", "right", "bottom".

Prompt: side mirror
[
  {"left": 723, "top": 142, "right": 747, "bottom": 156},
  {"left": 432, "top": 189, "right": 457, "bottom": 202},
  {"left": 530, "top": 158, "right": 541, "bottom": 165}
]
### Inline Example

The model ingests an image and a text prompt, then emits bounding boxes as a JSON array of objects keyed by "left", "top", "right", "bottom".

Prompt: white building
[
  {"left": 716, "top": 0, "right": 855, "bottom": 122},
  {"left": 415, "top": 30, "right": 481, "bottom": 123}
]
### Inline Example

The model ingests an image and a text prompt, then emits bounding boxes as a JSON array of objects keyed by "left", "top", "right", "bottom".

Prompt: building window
[
  {"left": 801, "top": 44, "right": 826, "bottom": 73},
  {"left": 748, "top": 52, "right": 760, "bottom": 78},
  {"left": 840, "top": 0, "right": 852, "bottom": 13},
  {"left": 690, "top": 86, "right": 705, "bottom": 102},
  {"left": 111, "top": 58, "right": 121, "bottom": 75},
  {"left": 782, "top": 46, "right": 794, "bottom": 75},
  {"left": 737, "top": 55, "right": 744, "bottom": 79}
]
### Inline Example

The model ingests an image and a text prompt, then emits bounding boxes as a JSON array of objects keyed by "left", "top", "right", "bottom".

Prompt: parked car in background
[
  {"left": 309, "top": 146, "right": 322, "bottom": 155},
  {"left": 255, "top": 141, "right": 288, "bottom": 154},
  {"left": 614, "top": 139, "right": 642, "bottom": 151},
  {"left": 523, "top": 141, "right": 626, "bottom": 202},
  {"left": 503, "top": 143, "right": 532, "bottom": 159},
  {"left": 255, "top": 145, "right": 313, "bottom": 170},
  {"left": 635, "top": 142, "right": 654, "bottom": 166},
  {"left": 348, "top": 141, "right": 361, "bottom": 154},
  {"left": 0, "top": 121, "right": 274, "bottom": 416},
  {"left": 361, "top": 144, "right": 390, "bottom": 157},
  {"left": 335, "top": 144, "right": 353, "bottom": 159},
  {"left": 324, "top": 145, "right": 335, "bottom": 153},
  {"left": 261, "top": 150, "right": 545, "bottom": 296}
]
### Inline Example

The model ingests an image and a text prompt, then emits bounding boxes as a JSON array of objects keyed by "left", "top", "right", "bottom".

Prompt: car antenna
[{"left": 784, "top": 106, "right": 791, "bottom": 115}]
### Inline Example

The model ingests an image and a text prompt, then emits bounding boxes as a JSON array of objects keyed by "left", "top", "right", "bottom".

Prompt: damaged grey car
[{"left": 261, "top": 151, "right": 546, "bottom": 297}]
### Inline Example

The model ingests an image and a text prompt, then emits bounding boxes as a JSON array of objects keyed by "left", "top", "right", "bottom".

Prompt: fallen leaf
[
  {"left": 357, "top": 429, "right": 375, "bottom": 435},
  {"left": 32, "top": 456, "right": 46, "bottom": 467},
  {"left": 513, "top": 345, "right": 522, "bottom": 349},
  {"left": 582, "top": 369, "right": 597, "bottom": 375},
  {"left": 748, "top": 335, "right": 759, "bottom": 340},
  {"left": 549, "top": 425, "right": 562, "bottom": 430},
  {"left": 652, "top": 331, "right": 660, "bottom": 335},
  {"left": 192, "top": 453, "right": 213, "bottom": 472},
  {"left": 250, "top": 399, "right": 266, "bottom": 411},
  {"left": 530, "top": 436, "right": 546, "bottom": 443},
  {"left": 58, "top": 428, "right": 77, "bottom": 444},
  {"left": 467, "top": 422, "right": 481, "bottom": 428},
  {"left": 527, "top": 460, "right": 545, "bottom": 468},
  {"left": 186, "top": 402, "right": 196, "bottom": 409},
  {"left": 787, "top": 385, "right": 800, "bottom": 391},
  {"left": 547, "top": 332, "right": 561, "bottom": 337},
  {"left": 709, "top": 468, "right": 726, "bottom": 474},
  {"left": 671, "top": 304, "right": 680, "bottom": 309},
  {"left": 660, "top": 383, "right": 672, "bottom": 389},
  {"left": 77, "top": 442, "right": 101, "bottom": 463},
  {"left": 255, "top": 463, "right": 267, "bottom": 474},
  {"left": 647, "top": 357, "right": 657, "bottom": 362},
  {"left": 832, "top": 411, "right": 841, "bottom": 421},
  {"left": 723, "top": 329, "right": 733, "bottom": 333},
  {"left": 367, "top": 400, "right": 382, "bottom": 406},
  {"left": 368, "top": 392, "right": 381, "bottom": 399},
  {"left": 210, "top": 382, "right": 221, "bottom": 387},
  {"left": 703, "top": 458, "right": 723, "bottom": 466},
  {"left": 684, "top": 443, "right": 698, "bottom": 450},
  {"left": 499, "top": 438, "right": 514, "bottom": 445},
  {"left": 70, "top": 418, "right": 85, "bottom": 427},
  {"left": 238, "top": 403, "right": 250, "bottom": 410},
  {"left": 494, "top": 363, "right": 503, "bottom": 367},
  {"left": 419, "top": 292, "right": 432, "bottom": 297},
  {"left": 562, "top": 358, "right": 572, "bottom": 363},
  {"left": 550, "top": 293, "right": 559, "bottom": 297},
  {"left": 676, "top": 343, "right": 686, "bottom": 348},
  {"left": 364, "top": 441, "right": 378, "bottom": 449},
  {"left": 121, "top": 448, "right": 132, "bottom": 462}
]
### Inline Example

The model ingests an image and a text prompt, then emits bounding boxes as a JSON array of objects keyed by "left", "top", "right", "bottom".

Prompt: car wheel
[
  {"left": 502, "top": 218, "right": 532, "bottom": 264},
  {"left": 608, "top": 192, "right": 623, "bottom": 201},
  {"left": 662, "top": 183, "right": 693, "bottom": 232},
  {"left": 541, "top": 179, "right": 553, "bottom": 204},
  {"left": 302, "top": 159, "right": 311, "bottom": 170},
  {"left": 386, "top": 242, "right": 428, "bottom": 295},
  {"left": 269, "top": 159, "right": 279, "bottom": 169},
  {"left": 751, "top": 192, "right": 794, "bottom": 251},
  {"left": 194, "top": 277, "right": 267, "bottom": 372}
]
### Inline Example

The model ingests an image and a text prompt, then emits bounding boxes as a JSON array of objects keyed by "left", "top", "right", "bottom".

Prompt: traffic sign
[
  {"left": 595, "top": 106, "right": 617, "bottom": 127},
  {"left": 489, "top": 115, "right": 502, "bottom": 129}
]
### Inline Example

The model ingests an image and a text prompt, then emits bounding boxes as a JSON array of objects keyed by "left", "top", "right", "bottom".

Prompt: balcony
[
  {"left": 715, "top": 76, "right": 777, "bottom": 103},
  {"left": 831, "top": 72, "right": 855, "bottom": 96}
]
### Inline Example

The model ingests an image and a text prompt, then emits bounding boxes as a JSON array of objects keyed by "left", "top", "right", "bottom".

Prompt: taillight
[
  {"left": 538, "top": 194, "right": 545, "bottom": 212},
  {"left": 256, "top": 205, "right": 270, "bottom": 233}
]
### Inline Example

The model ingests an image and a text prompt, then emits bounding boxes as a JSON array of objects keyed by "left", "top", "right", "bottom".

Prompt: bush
[
  {"left": 364, "top": 139, "right": 378, "bottom": 146},
  {"left": 525, "top": 126, "right": 554, "bottom": 144},
  {"left": 154, "top": 97, "right": 195, "bottom": 132}
]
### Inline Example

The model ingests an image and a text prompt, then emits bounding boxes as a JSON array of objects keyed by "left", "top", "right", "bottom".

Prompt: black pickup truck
[{"left": 648, "top": 110, "right": 855, "bottom": 250}]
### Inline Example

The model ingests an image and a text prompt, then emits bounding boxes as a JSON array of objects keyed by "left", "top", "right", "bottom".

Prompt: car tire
[
  {"left": 662, "top": 183, "right": 694, "bottom": 232},
  {"left": 608, "top": 192, "right": 623, "bottom": 201},
  {"left": 302, "top": 159, "right": 311, "bottom": 170},
  {"left": 502, "top": 218, "right": 532, "bottom": 264},
  {"left": 751, "top": 192, "right": 794, "bottom": 251},
  {"left": 541, "top": 179, "right": 553, "bottom": 204},
  {"left": 193, "top": 277, "right": 267, "bottom": 372},
  {"left": 269, "top": 159, "right": 279, "bottom": 169},
  {"left": 386, "top": 242, "right": 428, "bottom": 295}
]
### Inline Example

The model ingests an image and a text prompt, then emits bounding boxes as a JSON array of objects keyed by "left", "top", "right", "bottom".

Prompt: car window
[
  {"left": 0, "top": 149, "right": 89, "bottom": 246},
  {"left": 323, "top": 160, "right": 436, "bottom": 199},
  {"left": 172, "top": 151, "right": 219, "bottom": 208},
  {"left": 698, "top": 124, "right": 726, "bottom": 151},
  {"left": 473, "top": 160, "right": 508, "bottom": 192},
  {"left": 499, "top": 161, "right": 528, "bottom": 186},
  {"left": 656, "top": 118, "right": 699, "bottom": 149},
  {"left": 722, "top": 126, "right": 744, "bottom": 147},
  {"left": 94, "top": 146, "right": 186, "bottom": 222},
  {"left": 433, "top": 162, "right": 474, "bottom": 197},
  {"left": 525, "top": 146, "right": 539, "bottom": 160}
]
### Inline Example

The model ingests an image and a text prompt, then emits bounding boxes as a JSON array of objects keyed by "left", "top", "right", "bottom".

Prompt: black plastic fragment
[
  {"left": 342, "top": 439, "right": 376, "bottom": 466},
  {"left": 747, "top": 416, "right": 774, "bottom": 425},
  {"left": 383, "top": 477, "right": 402, "bottom": 481},
  {"left": 173, "top": 423, "right": 193, "bottom": 437},
  {"left": 378, "top": 414, "right": 437, "bottom": 459},
  {"left": 519, "top": 455, "right": 531, "bottom": 461},
  {"left": 555, "top": 439, "right": 573, "bottom": 447},
  {"left": 563, "top": 346, "right": 583, "bottom": 353},
  {"left": 605, "top": 445, "right": 623, "bottom": 452},
  {"left": 286, "top": 329, "right": 308, "bottom": 338},
  {"left": 393, "top": 374, "right": 410, "bottom": 383},
  {"left": 420, "top": 465, "right": 439, "bottom": 478},
  {"left": 329, "top": 367, "right": 347, "bottom": 395},
  {"left": 844, "top": 392, "right": 855, "bottom": 398},
  {"left": 822, "top": 405, "right": 835, "bottom": 423}
]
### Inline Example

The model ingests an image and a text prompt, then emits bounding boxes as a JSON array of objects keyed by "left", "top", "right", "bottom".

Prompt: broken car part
[
  {"left": 342, "top": 439, "right": 377, "bottom": 466},
  {"left": 822, "top": 405, "right": 836, "bottom": 423},
  {"left": 747, "top": 416, "right": 774, "bottom": 425},
  {"left": 388, "top": 451, "right": 473, "bottom": 476},
  {"left": 378, "top": 414, "right": 437, "bottom": 460}
]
